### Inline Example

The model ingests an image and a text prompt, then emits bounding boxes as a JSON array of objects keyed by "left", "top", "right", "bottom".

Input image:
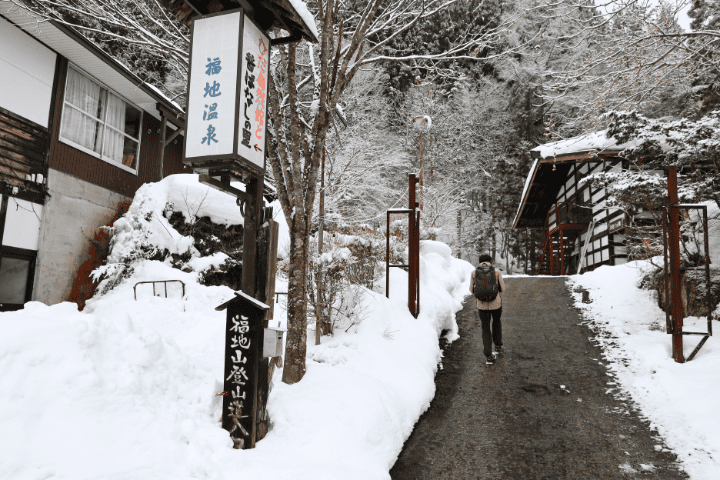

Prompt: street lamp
[{"left": 412, "top": 115, "right": 431, "bottom": 210}]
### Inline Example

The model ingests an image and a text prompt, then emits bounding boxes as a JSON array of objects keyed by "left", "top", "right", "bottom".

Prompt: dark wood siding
[
  {"left": 49, "top": 57, "right": 188, "bottom": 197},
  {"left": 0, "top": 106, "right": 49, "bottom": 204},
  {"left": 162, "top": 132, "right": 192, "bottom": 177}
]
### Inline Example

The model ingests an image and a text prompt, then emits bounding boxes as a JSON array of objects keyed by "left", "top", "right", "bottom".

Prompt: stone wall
[{"left": 33, "top": 169, "right": 131, "bottom": 306}]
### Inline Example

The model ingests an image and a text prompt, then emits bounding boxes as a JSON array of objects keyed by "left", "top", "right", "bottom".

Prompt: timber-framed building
[{"left": 513, "top": 132, "right": 635, "bottom": 275}]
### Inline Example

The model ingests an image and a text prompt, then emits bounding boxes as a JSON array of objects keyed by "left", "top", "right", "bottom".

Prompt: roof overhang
[
  {"left": 0, "top": 5, "right": 185, "bottom": 128},
  {"left": 159, "top": 0, "right": 319, "bottom": 43},
  {"left": 512, "top": 151, "right": 622, "bottom": 230}
]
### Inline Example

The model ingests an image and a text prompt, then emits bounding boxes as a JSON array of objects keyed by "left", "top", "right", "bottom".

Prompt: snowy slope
[
  {"left": 0, "top": 175, "right": 474, "bottom": 480},
  {"left": 571, "top": 261, "right": 720, "bottom": 479}
]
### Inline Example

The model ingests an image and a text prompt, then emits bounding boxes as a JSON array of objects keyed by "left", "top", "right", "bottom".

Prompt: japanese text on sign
[
  {"left": 237, "top": 15, "right": 269, "bottom": 169},
  {"left": 185, "top": 12, "right": 240, "bottom": 159}
]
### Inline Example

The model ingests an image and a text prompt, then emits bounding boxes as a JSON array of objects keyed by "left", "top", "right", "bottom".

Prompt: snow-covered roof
[
  {"left": 288, "top": 0, "right": 319, "bottom": 41},
  {"left": 512, "top": 159, "right": 539, "bottom": 228},
  {"left": 531, "top": 130, "right": 638, "bottom": 159}
]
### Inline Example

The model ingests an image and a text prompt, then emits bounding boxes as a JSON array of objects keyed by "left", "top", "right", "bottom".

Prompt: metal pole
[
  {"left": 386, "top": 211, "right": 390, "bottom": 298},
  {"left": 408, "top": 174, "right": 420, "bottom": 317},
  {"left": 560, "top": 226, "right": 565, "bottom": 275},
  {"left": 703, "top": 206, "right": 712, "bottom": 335},
  {"left": 315, "top": 149, "right": 325, "bottom": 345},
  {"left": 159, "top": 115, "right": 167, "bottom": 181},
  {"left": 418, "top": 133, "right": 423, "bottom": 211},
  {"left": 662, "top": 211, "right": 672, "bottom": 333},
  {"left": 667, "top": 167, "right": 685, "bottom": 363}
]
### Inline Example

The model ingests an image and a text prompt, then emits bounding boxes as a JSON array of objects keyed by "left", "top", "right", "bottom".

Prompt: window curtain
[
  {"left": 60, "top": 68, "right": 105, "bottom": 154},
  {"left": 103, "top": 93, "right": 126, "bottom": 165}
]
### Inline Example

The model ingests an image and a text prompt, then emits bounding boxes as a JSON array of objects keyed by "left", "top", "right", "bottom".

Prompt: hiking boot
[
  {"left": 486, "top": 354, "right": 496, "bottom": 365},
  {"left": 495, "top": 345, "right": 503, "bottom": 355}
]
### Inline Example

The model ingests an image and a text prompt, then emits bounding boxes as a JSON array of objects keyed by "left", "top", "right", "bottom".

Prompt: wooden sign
[
  {"left": 183, "top": 9, "right": 270, "bottom": 178},
  {"left": 216, "top": 290, "right": 269, "bottom": 449}
]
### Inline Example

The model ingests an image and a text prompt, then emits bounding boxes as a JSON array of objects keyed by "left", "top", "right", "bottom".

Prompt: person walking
[{"left": 470, "top": 254, "right": 506, "bottom": 365}]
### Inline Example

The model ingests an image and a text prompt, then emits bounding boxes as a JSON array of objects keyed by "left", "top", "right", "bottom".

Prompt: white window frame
[{"left": 59, "top": 65, "right": 143, "bottom": 175}]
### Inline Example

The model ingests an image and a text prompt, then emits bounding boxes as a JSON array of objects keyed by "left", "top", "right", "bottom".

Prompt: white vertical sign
[
  {"left": 185, "top": 12, "right": 240, "bottom": 159},
  {"left": 236, "top": 16, "right": 270, "bottom": 170}
]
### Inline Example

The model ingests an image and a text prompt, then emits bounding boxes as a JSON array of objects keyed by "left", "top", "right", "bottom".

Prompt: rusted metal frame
[
  {"left": 686, "top": 335, "right": 710, "bottom": 362},
  {"left": 703, "top": 206, "right": 713, "bottom": 337},
  {"left": 666, "top": 167, "right": 685, "bottom": 363},
  {"left": 670, "top": 203, "right": 712, "bottom": 362},
  {"left": 408, "top": 174, "right": 420, "bottom": 318},
  {"left": 385, "top": 209, "right": 413, "bottom": 297},
  {"left": 133, "top": 280, "right": 186, "bottom": 300},
  {"left": 662, "top": 210, "right": 673, "bottom": 333},
  {"left": 385, "top": 175, "right": 420, "bottom": 318}
]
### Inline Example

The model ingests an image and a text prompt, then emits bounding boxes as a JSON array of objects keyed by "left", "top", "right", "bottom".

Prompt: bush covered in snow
[{"left": 91, "top": 175, "right": 250, "bottom": 296}]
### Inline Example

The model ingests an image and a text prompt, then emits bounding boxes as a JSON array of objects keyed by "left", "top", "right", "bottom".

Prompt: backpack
[{"left": 473, "top": 265, "right": 498, "bottom": 302}]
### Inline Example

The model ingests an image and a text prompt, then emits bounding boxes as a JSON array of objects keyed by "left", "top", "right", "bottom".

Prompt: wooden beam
[
  {"left": 156, "top": 103, "right": 186, "bottom": 130},
  {"left": 164, "top": 128, "right": 184, "bottom": 147}
]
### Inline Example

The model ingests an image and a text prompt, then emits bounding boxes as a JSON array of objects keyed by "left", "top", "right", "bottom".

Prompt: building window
[
  {"left": 59, "top": 66, "right": 143, "bottom": 173},
  {"left": 0, "top": 248, "right": 35, "bottom": 312}
]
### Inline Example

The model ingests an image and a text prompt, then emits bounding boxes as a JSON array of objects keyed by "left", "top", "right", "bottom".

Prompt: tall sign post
[
  {"left": 178, "top": 0, "right": 317, "bottom": 449},
  {"left": 385, "top": 174, "right": 421, "bottom": 318}
]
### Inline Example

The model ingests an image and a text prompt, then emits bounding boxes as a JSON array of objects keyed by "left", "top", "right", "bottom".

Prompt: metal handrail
[{"left": 133, "top": 280, "right": 185, "bottom": 300}]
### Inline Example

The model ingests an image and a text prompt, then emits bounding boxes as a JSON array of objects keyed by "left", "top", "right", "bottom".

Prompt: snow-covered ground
[
  {"left": 571, "top": 260, "right": 720, "bottom": 479},
  {"left": 0, "top": 175, "right": 474, "bottom": 480}
]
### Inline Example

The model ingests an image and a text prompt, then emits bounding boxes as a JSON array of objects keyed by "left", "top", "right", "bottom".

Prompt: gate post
[
  {"left": 385, "top": 173, "right": 420, "bottom": 318},
  {"left": 408, "top": 174, "right": 420, "bottom": 318},
  {"left": 667, "top": 167, "right": 685, "bottom": 363}
]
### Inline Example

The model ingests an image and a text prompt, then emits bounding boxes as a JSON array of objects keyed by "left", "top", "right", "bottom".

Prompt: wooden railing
[
  {"left": 534, "top": 202, "right": 592, "bottom": 275},
  {"left": 545, "top": 201, "right": 592, "bottom": 233}
]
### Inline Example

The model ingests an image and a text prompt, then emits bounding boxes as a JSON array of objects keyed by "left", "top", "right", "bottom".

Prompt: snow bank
[
  {"left": 0, "top": 174, "right": 474, "bottom": 480},
  {"left": 571, "top": 262, "right": 720, "bottom": 478}
]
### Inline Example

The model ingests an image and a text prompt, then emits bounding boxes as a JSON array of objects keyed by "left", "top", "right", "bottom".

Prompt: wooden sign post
[
  {"left": 175, "top": 0, "right": 316, "bottom": 451},
  {"left": 215, "top": 291, "right": 269, "bottom": 449}
]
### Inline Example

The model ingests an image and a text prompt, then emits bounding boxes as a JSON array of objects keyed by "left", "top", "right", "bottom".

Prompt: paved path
[{"left": 390, "top": 277, "right": 687, "bottom": 479}]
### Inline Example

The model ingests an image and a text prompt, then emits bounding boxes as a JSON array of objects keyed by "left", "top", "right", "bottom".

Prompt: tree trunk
[{"left": 282, "top": 214, "right": 310, "bottom": 384}]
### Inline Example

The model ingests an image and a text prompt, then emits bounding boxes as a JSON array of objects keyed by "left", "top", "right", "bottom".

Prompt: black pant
[{"left": 478, "top": 307, "right": 502, "bottom": 358}]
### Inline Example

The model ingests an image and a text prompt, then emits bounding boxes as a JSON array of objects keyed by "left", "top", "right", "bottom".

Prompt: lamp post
[{"left": 412, "top": 115, "right": 431, "bottom": 210}]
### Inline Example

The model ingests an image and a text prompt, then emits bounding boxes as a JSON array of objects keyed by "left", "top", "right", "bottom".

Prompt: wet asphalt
[{"left": 390, "top": 277, "right": 688, "bottom": 480}]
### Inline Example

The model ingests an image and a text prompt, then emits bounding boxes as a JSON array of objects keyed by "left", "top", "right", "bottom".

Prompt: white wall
[
  {"left": 3, "top": 197, "right": 42, "bottom": 250},
  {"left": 0, "top": 16, "right": 56, "bottom": 127}
]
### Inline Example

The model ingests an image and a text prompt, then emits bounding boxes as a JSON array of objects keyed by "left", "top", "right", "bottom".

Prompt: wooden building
[
  {"left": 513, "top": 132, "right": 634, "bottom": 275},
  {"left": 0, "top": 6, "right": 188, "bottom": 310}
]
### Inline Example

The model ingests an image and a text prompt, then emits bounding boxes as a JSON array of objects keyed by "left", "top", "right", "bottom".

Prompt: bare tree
[{"left": 268, "top": 0, "right": 545, "bottom": 384}]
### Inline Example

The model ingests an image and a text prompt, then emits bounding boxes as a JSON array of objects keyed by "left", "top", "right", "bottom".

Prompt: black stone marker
[{"left": 215, "top": 290, "right": 270, "bottom": 449}]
